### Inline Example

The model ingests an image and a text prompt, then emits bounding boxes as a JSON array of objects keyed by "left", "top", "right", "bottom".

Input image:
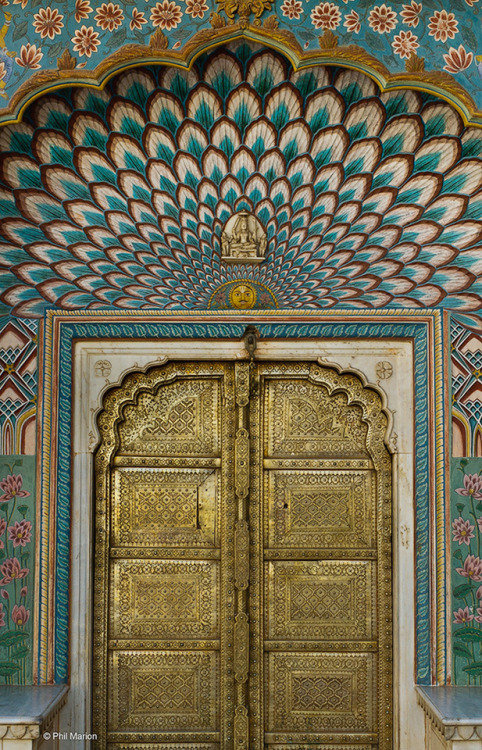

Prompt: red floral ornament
[
  {"left": 343, "top": 9, "right": 360, "bottom": 33},
  {"left": 281, "top": 0, "right": 303, "bottom": 20},
  {"left": 0, "top": 558, "right": 29, "bottom": 585},
  {"left": 0, "top": 474, "right": 30, "bottom": 503},
  {"left": 15, "top": 44, "right": 43, "bottom": 70},
  {"left": 75, "top": 0, "right": 93, "bottom": 23},
  {"left": 94, "top": 2, "right": 124, "bottom": 31},
  {"left": 392, "top": 30, "right": 419, "bottom": 59},
  {"left": 12, "top": 604, "right": 30, "bottom": 626},
  {"left": 8, "top": 520, "right": 32, "bottom": 548},
  {"left": 428, "top": 10, "right": 458, "bottom": 43},
  {"left": 454, "top": 606, "right": 474, "bottom": 624},
  {"left": 130, "top": 8, "right": 147, "bottom": 30},
  {"left": 443, "top": 45, "right": 474, "bottom": 74},
  {"left": 33, "top": 7, "right": 65, "bottom": 40},
  {"left": 150, "top": 1, "right": 183, "bottom": 30},
  {"left": 185, "top": 0, "right": 209, "bottom": 18},
  {"left": 71, "top": 25, "right": 100, "bottom": 57},
  {"left": 310, "top": 2, "right": 341, "bottom": 30},
  {"left": 368, "top": 4, "right": 397, "bottom": 33},
  {"left": 400, "top": 1, "right": 421, "bottom": 28}
]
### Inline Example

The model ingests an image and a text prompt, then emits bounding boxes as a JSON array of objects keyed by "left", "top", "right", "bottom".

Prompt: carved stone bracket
[
  {"left": 234, "top": 519, "right": 249, "bottom": 590},
  {"left": 235, "top": 428, "right": 250, "bottom": 499}
]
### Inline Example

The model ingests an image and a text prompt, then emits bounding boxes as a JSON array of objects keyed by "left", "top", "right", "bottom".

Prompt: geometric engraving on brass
[
  {"left": 109, "top": 650, "right": 219, "bottom": 732},
  {"left": 234, "top": 520, "right": 249, "bottom": 590},
  {"left": 267, "top": 470, "right": 374, "bottom": 549},
  {"left": 234, "top": 612, "right": 249, "bottom": 683},
  {"left": 113, "top": 468, "right": 217, "bottom": 547},
  {"left": 267, "top": 652, "right": 375, "bottom": 733},
  {"left": 110, "top": 560, "right": 219, "bottom": 639},
  {"left": 234, "top": 705, "right": 249, "bottom": 750},
  {"left": 266, "top": 379, "right": 369, "bottom": 458},
  {"left": 235, "top": 362, "right": 250, "bottom": 407},
  {"left": 266, "top": 561, "right": 374, "bottom": 641},
  {"left": 118, "top": 379, "right": 219, "bottom": 456},
  {"left": 235, "top": 428, "right": 250, "bottom": 499}
]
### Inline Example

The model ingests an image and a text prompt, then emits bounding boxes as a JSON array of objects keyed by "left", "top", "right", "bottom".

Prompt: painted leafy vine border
[
  {"left": 0, "top": 459, "right": 33, "bottom": 684},
  {"left": 452, "top": 460, "right": 482, "bottom": 684}
]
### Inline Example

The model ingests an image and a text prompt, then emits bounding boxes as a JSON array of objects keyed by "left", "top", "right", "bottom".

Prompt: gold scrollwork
[
  {"left": 235, "top": 428, "right": 250, "bottom": 499},
  {"left": 234, "top": 519, "right": 249, "bottom": 590}
]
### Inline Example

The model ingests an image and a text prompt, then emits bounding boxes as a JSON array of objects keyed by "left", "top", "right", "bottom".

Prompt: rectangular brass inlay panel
[
  {"left": 265, "top": 379, "right": 369, "bottom": 458},
  {"left": 110, "top": 559, "right": 220, "bottom": 640},
  {"left": 112, "top": 468, "right": 218, "bottom": 547},
  {"left": 109, "top": 650, "right": 219, "bottom": 732},
  {"left": 266, "top": 652, "right": 376, "bottom": 734},
  {"left": 266, "top": 470, "right": 374, "bottom": 549},
  {"left": 266, "top": 560, "right": 374, "bottom": 641},
  {"left": 117, "top": 378, "right": 220, "bottom": 456}
]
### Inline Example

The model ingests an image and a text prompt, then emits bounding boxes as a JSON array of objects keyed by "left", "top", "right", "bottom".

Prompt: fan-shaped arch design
[{"left": 0, "top": 41, "right": 480, "bottom": 316}]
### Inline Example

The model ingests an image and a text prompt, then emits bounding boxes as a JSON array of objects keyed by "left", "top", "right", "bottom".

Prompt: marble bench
[
  {"left": 0, "top": 686, "right": 68, "bottom": 750},
  {"left": 417, "top": 686, "right": 482, "bottom": 750}
]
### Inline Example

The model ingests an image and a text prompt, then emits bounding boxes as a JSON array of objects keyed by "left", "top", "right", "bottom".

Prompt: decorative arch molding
[{"left": 1, "top": 27, "right": 481, "bottom": 128}]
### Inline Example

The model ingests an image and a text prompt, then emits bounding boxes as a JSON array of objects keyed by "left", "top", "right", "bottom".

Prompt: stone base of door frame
[{"left": 61, "top": 337, "right": 422, "bottom": 749}]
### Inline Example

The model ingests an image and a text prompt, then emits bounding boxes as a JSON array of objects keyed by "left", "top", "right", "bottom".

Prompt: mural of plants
[
  {"left": 0, "top": 456, "right": 35, "bottom": 684},
  {"left": 452, "top": 458, "right": 482, "bottom": 684}
]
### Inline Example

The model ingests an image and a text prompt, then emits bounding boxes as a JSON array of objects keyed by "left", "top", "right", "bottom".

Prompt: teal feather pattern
[{"left": 0, "top": 42, "right": 480, "bottom": 316}]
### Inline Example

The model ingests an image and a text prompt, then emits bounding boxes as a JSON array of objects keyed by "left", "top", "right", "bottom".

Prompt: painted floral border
[
  {"left": 452, "top": 459, "right": 482, "bottom": 684},
  {"left": 0, "top": 458, "right": 34, "bottom": 684}
]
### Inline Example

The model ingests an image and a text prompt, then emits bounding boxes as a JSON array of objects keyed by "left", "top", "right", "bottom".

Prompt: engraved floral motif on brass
[
  {"left": 110, "top": 650, "right": 219, "bottom": 731},
  {"left": 110, "top": 559, "right": 219, "bottom": 639},
  {"left": 266, "top": 560, "right": 374, "bottom": 641},
  {"left": 235, "top": 427, "right": 249, "bottom": 499},
  {"left": 234, "top": 519, "right": 249, "bottom": 590},
  {"left": 118, "top": 379, "right": 219, "bottom": 456},
  {"left": 267, "top": 652, "right": 375, "bottom": 733},
  {"left": 112, "top": 468, "right": 217, "bottom": 547},
  {"left": 267, "top": 379, "right": 369, "bottom": 457},
  {"left": 267, "top": 470, "right": 374, "bottom": 550}
]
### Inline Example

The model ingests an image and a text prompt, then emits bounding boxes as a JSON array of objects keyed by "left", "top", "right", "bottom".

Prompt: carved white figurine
[{"left": 221, "top": 210, "right": 267, "bottom": 263}]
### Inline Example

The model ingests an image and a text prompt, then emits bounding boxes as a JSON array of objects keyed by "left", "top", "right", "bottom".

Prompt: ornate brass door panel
[{"left": 94, "top": 359, "right": 392, "bottom": 750}]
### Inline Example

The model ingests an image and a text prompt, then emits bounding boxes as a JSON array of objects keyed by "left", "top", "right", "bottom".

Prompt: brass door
[{"left": 93, "top": 360, "right": 392, "bottom": 750}]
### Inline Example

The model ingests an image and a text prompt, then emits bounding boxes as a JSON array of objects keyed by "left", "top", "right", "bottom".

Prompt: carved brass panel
[
  {"left": 266, "top": 560, "right": 374, "bottom": 641},
  {"left": 266, "top": 652, "right": 376, "bottom": 733},
  {"left": 110, "top": 559, "right": 219, "bottom": 640},
  {"left": 112, "top": 468, "right": 217, "bottom": 547},
  {"left": 266, "top": 470, "right": 374, "bottom": 549},
  {"left": 265, "top": 378, "right": 369, "bottom": 458},
  {"left": 118, "top": 378, "right": 219, "bottom": 456},
  {"left": 109, "top": 650, "right": 219, "bottom": 732}
]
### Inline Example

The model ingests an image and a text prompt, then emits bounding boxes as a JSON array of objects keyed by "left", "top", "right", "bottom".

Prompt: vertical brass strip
[
  {"left": 235, "top": 428, "right": 250, "bottom": 500},
  {"left": 234, "top": 706, "right": 249, "bottom": 750},
  {"left": 234, "top": 519, "right": 249, "bottom": 590},
  {"left": 234, "top": 612, "right": 250, "bottom": 683},
  {"left": 235, "top": 362, "right": 251, "bottom": 407}
]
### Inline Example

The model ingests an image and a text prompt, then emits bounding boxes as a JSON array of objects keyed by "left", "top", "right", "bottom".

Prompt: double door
[{"left": 93, "top": 359, "right": 392, "bottom": 750}]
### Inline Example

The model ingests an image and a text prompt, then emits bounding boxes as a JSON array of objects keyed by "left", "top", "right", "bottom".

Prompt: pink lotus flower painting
[
  {"left": 452, "top": 463, "right": 482, "bottom": 685},
  {"left": 0, "top": 465, "right": 34, "bottom": 684}
]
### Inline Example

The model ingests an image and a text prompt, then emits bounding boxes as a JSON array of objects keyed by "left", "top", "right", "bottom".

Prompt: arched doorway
[{"left": 93, "top": 356, "right": 392, "bottom": 750}]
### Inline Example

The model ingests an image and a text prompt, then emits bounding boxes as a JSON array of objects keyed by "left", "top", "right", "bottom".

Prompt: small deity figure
[{"left": 220, "top": 210, "right": 267, "bottom": 264}]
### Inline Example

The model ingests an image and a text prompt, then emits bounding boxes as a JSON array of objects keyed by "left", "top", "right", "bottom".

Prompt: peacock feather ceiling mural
[{"left": 0, "top": 41, "right": 481, "bottom": 316}]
